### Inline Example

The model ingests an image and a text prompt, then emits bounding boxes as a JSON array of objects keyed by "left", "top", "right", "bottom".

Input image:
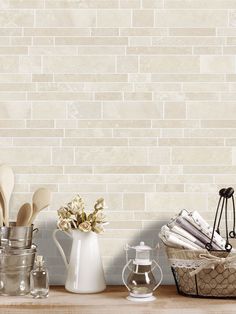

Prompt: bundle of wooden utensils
[
  {"left": 0, "top": 164, "right": 51, "bottom": 227},
  {"left": 0, "top": 164, "right": 51, "bottom": 296}
]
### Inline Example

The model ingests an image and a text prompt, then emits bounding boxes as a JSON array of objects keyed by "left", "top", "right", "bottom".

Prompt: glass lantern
[{"left": 122, "top": 241, "right": 163, "bottom": 302}]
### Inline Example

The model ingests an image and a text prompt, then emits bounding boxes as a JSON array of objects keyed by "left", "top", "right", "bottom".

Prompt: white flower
[
  {"left": 79, "top": 221, "right": 92, "bottom": 233},
  {"left": 58, "top": 207, "right": 70, "bottom": 219},
  {"left": 57, "top": 218, "right": 71, "bottom": 231},
  {"left": 95, "top": 212, "right": 106, "bottom": 223},
  {"left": 93, "top": 225, "right": 104, "bottom": 234},
  {"left": 68, "top": 194, "right": 85, "bottom": 214},
  {"left": 94, "top": 198, "right": 105, "bottom": 211}
]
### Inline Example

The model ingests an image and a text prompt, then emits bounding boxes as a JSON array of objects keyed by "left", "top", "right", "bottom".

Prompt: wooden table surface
[{"left": 0, "top": 285, "right": 235, "bottom": 314}]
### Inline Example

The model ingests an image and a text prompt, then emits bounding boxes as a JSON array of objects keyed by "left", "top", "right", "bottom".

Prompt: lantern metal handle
[
  {"left": 152, "top": 260, "right": 163, "bottom": 291},
  {"left": 122, "top": 259, "right": 132, "bottom": 291}
]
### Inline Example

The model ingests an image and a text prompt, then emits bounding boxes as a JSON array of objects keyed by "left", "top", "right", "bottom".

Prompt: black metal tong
[{"left": 206, "top": 187, "right": 236, "bottom": 252}]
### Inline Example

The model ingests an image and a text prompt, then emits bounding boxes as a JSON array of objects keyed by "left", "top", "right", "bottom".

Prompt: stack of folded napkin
[{"left": 159, "top": 209, "right": 228, "bottom": 251}]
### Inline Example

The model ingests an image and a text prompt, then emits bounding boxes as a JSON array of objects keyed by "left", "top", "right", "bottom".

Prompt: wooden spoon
[
  {"left": 0, "top": 192, "right": 5, "bottom": 227},
  {"left": 28, "top": 188, "right": 51, "bottom": 225},
  {"left": 16, "top": 203, "right": 32, "bottom": 226},
  {"left": 0, "top": 164, "right": 14, "bottom": 227},
  {"left": 0, "top": 205, "right": 3, "bottom": 228}
]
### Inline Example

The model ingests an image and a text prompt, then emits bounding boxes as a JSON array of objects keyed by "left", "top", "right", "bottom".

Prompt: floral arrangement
[{"left": 57, "top": 195, "right": 107, "bottom": 234}]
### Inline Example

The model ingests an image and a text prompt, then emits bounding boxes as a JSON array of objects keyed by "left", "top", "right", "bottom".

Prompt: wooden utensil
[
  {"left": 16, "top": 203, "right": 32, "bottom": 226},
  {"left": 0, "top": 192, "right": 5, "bottom": 227},
  {"left": 0, "top": 205, "right": 3, "bottom": 228},
  {"left": 0, "top": 164, "right": 14, "bottom": 227},
  {"left": 28, "top": 188, "right": 51, "bottom": 225}
]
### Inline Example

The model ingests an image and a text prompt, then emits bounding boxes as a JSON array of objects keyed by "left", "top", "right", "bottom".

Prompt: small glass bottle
[{"left": 30, "top": 255, "right": 49, "bottom": 298}]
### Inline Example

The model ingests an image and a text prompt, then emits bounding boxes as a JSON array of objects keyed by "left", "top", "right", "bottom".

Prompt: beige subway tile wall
[{"left": 0, "top": 0, "right": 235, "bottom": 284}]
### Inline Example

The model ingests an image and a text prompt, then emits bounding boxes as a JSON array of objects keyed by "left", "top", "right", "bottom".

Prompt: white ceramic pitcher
[{"left": 53, "top": 229, "right": 106, "bottom": 293}]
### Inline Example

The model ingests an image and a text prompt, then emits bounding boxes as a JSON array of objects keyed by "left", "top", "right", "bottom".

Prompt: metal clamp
[{"left": 206, "top": 187, "right": 235, "bottom": 252}]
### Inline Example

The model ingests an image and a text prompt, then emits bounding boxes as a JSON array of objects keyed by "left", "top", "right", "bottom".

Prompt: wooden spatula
[
  {"left": 16, "top": 203, "right": 32, "bottom": 226},
  {"left": 28, "top": 188, "right": 51, "bottom": 225}
]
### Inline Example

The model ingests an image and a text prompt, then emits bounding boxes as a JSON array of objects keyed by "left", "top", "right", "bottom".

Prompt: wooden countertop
[{"left": 0, "top": 286, "right": 235, "bottom": 314}]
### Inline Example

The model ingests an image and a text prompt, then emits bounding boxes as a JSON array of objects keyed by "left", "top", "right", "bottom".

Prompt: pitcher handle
[{"left": 53, "top": 229, "right": 72, "bottom": 270}]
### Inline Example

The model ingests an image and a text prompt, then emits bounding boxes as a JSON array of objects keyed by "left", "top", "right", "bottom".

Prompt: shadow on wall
[
  {"left": 104, "top": 220, "right": 173, "bottom": 285},
  {"left": 33, "top": 220, "right": 173, "bottom": 286},
  {"left": 33, "top": 220, "right": 70, "bottom": 285}
]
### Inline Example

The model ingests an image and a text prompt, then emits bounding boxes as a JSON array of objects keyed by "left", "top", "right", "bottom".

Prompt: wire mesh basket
[
  {"left": 164, "top": 187, "right": 236, "bottom": 298},
  {"left": 166, "top": 246, "right": 236, "bottom": 298}
]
